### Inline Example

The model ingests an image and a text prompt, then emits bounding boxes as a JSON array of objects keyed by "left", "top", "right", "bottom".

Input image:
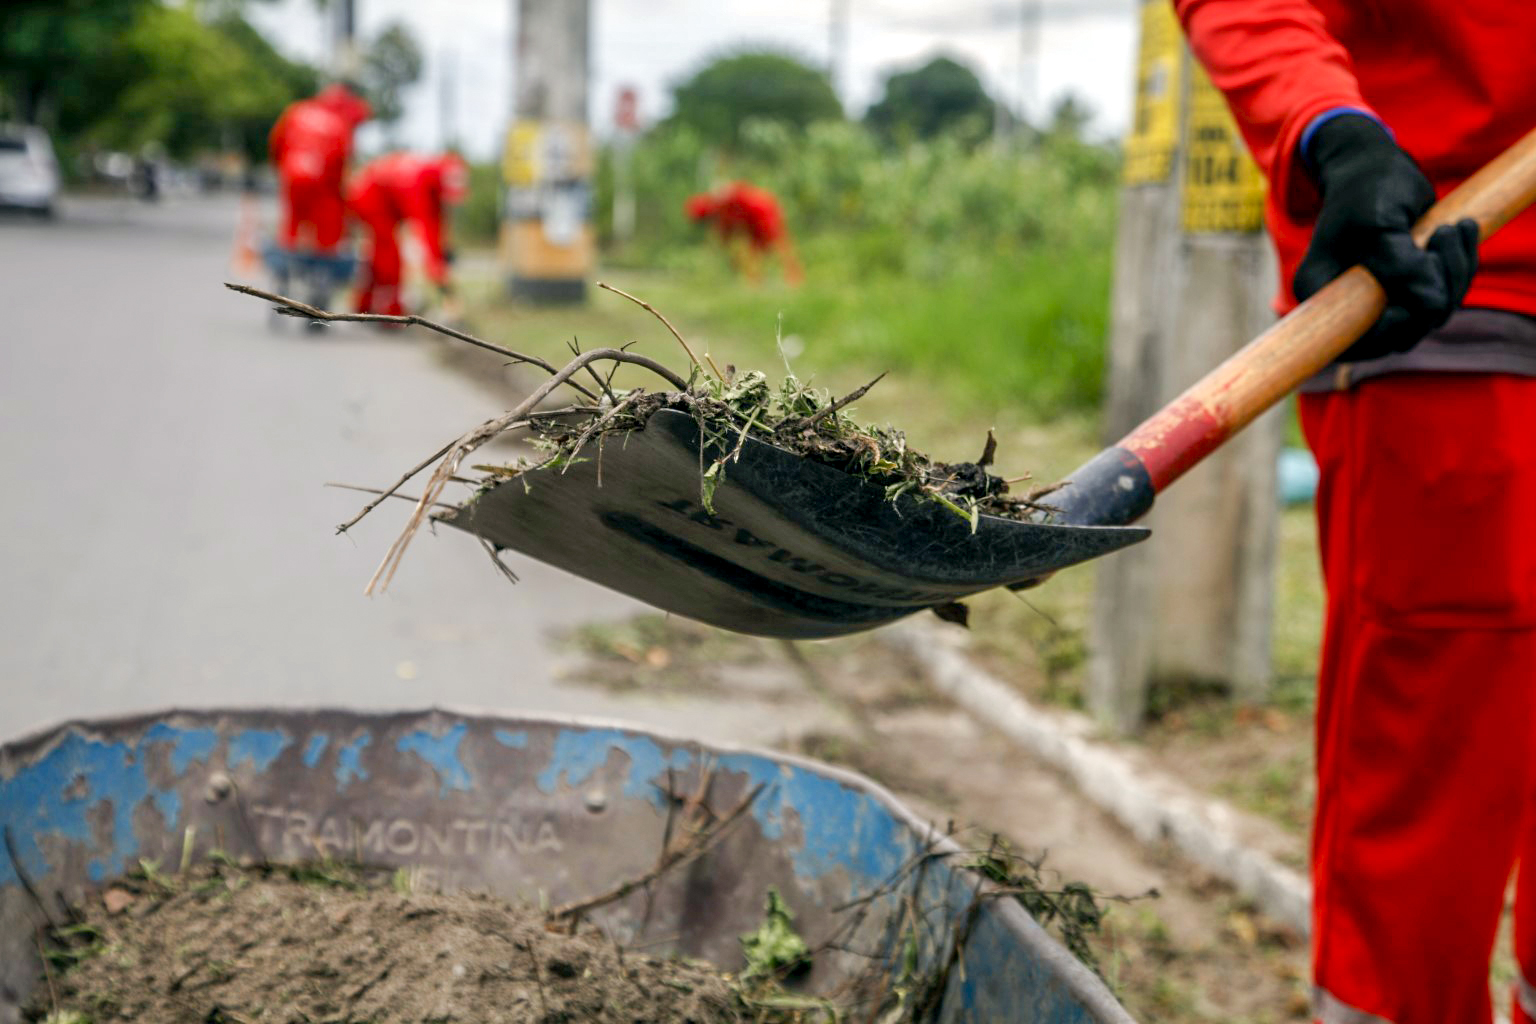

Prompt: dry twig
[
  {"left": 801, "top": 372, "right": 887, "bottom": 430},
  {"left": 224, "top": 282, "right": 600, "bottom": 402},
  {"left": 363, "top": 346, "right": 689, "bottom": 595},
  {"left": 324, "top": 482, "right": 458, "bottom": 511},
  {"left": 596, "top": 281, "right": 718, "bottom": 380},
  {"left": 4, "top": 826, "right": 55, "bottom": 929},
  {"left": 34, "top": 932, "right": 58, "bottom": 1017},
  {"left": 547, "top": 781, "right": 765, "bottom": 921},
  {"left": 521, "top": 940, "right": 549, "bottom": 1017}
]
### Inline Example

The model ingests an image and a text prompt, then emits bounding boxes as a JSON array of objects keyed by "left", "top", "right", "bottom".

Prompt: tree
[
  {"left": 0, "top": 0, "right": 156, "bottom": 125},
  {"left": 80, "top": 6, "right": 313, "bottom": 162},
  {"left": 667, "top": 51, "right": 842, "bottom": 147},
  {"left": 864, "top": 56, "right": 994, "bottom": 146},
  {"left": 1047, "top": 93, "right": 1094, "bottom": 141},
  {"left": 212, "top": 14, "right": 321, "bottom": 164},
  {"left": 362, "top": 21, "right": 424, "bottom": 140}
]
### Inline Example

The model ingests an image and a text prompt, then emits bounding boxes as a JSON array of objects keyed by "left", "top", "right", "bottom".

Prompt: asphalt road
[{"left": 0, "top": 196, "right": 819, "bottom": 743}]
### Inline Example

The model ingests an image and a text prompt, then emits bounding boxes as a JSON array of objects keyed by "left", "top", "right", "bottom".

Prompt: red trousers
[
  {"left": 279, "top": 171, "right": 345, "bottom": 252},
  {"left": 350, "top": 195, "right": 404, "bottom": 316},
  {"left": 1300, "top": 374, "right": 1536, "bottom": 1024}
]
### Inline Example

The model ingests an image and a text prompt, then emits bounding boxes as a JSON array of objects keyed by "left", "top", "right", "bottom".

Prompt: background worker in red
[
  {"left": 685, "top": 182, "right": 803, "bottom": 286},
  {"left": 1175, "top": 1, "right": 1536, "bottom": 1020},
  {"left": 268, "top": 82, "right": 371, "bottom": 256},
  {"left": 347, "top": 151, "right": 468, "bottom": 317}
]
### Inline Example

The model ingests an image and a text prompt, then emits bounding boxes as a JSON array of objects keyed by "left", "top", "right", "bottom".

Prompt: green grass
[{"left": 1273, "top": 504, "right": 1325, "bottom": 700}]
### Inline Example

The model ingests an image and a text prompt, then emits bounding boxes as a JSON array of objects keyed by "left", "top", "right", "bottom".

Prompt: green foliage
[
  {"left": 362, "top": 21, "right": 424, "bottom": 135},
  {"left": 0, "top": 0, "right": 154, "bottom": 124},
  {"left": 865, "top": 56, "right": 995, "bottom": 147},
  {"left": 83, "top": 6, "right": 285, "bottom": 159},
  {"left": 968, "top": 836, "right": 1113, "bottom": 977},
  {"left": 454, "top": 160, "right": 503, "bottom": 246},
  {"left": 667, "top": 51, "right": 842, "bottom": 148},
  {"left": 595, "top": 118, "right": 1118, "bottom": 414},
  {"left": 0, "top": 2, "right": 314, "bottom": 167},
  {"left": 210, "top": 14, "right": 321, "bottom": 164},
  {"left": 739, "top": 888, "right": 810, "bottom": 979}
]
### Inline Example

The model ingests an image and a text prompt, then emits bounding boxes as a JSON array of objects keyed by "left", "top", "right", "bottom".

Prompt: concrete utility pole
[
  {"left": 439, "top": 45, "right": 457, "bottom": 151},
  {"left": 829, "top": 0, "right": 850, "bottom": 108},
  {"left": 503, "top": 0, "right": 593, "bottom": 303},
  {"left": 1019, "top": 0, "right": 1041, "bottom": 127},
  {"left": 332, "top": 0, "right": 360, "bottom": 81},
  {"left": 1088, "top": 0, "right": 1281, "bottom": 734},
  {"left": 611, "top": 86, "right": 640, "bottom": 247}
]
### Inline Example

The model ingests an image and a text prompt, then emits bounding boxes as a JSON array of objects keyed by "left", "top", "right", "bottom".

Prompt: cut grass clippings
[{"left": 229, "top": 281, "right": 1060, "bottom": 599}]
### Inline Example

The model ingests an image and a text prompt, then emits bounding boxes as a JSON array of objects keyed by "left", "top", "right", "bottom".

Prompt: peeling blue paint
[
  {"left": 153, "top": 790, "right": 181, "bottom": 827},
  {"left": 335, "top": 734, "right": 371, "bottom": 790},
  {"left": 396, "top": 724, "right": 470, "bottom": 796},
  {"left": 303, "top": 734, "right": 329, "bottom": 768},
  {"left": 143, "top": 723, "right": 219, "bottom": 775},
  {"left": 227, "top": 729, "right": 291, "bottom": 773},
  {"left": 0, "top": 714, "right": 1123, "bottom": 1021},
  {"left": 0, "top": 731, "right": 172, "bottom": 886},
  {"left": 535, "top": 729, "right": 693, "bottom": 807},
  {"left": 715, "top": 754, "right": 912, "bottom": 888}
]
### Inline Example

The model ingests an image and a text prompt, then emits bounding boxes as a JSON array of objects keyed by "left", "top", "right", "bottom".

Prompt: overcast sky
[{"left": 250, "top": 0, "right": 1138, "bottom": 161}]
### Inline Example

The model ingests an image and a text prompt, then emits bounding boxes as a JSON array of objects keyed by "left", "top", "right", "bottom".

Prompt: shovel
[{"left": 446, "top": 127, "right": 1536, "bottom": 639}]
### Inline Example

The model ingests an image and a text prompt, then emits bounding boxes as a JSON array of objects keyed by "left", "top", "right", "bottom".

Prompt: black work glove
[{"left": 1294, "top": 113, "right": 1480, "bottom": 362}]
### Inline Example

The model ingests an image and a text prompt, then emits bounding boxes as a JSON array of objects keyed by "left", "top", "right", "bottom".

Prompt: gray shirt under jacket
[{"left": 1300, "top": 308, "right": 1536, "bottom": 392}]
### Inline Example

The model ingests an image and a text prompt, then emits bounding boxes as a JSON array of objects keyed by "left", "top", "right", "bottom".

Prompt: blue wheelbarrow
[
  {"left": 0, "top": 709, "right": 1134, "bottom": 1023},
  {"left": 261, "top": 242, "right": 357, "bottom": 331}
]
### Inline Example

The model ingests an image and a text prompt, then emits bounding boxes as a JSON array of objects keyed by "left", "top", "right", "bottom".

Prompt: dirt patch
[
  {"left": 30, "top": 861, "right": 749, "bottom": 1024},
  {"left": 1137, "top": 697, "right": 1315, "bottom": 848},
  {"left": 554, "top": 614, "right": 783, "bottom": 697},
  {"left": 848, "top": 717, "right": 1314, "bottom": 1024}
]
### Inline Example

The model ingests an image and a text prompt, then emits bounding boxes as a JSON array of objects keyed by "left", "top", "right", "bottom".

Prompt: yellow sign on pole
[
  {"left": 1123, "top": 0, "right": 1181, "bottom": 185},
  {"left": 1181, "top": 67, "right": 1267, "bottom": 233}
]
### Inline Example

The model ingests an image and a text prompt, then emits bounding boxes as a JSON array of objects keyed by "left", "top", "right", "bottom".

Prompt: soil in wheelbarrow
[{"left": 26, "top": 860, "right": 807, "bottom": 1024}]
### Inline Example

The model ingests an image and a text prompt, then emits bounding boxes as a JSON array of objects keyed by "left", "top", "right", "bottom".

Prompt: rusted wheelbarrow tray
[{"left": 0, "top": 709, "right": 1134, "bottom": 1023}]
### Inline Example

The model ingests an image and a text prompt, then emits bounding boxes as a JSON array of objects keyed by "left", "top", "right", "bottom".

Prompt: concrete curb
[{"left": 884, "top": 620, "right": 1313, "bottom": 936}]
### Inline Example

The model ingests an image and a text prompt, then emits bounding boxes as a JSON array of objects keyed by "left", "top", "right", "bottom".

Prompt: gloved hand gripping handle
[{"left": 1049, "top": 124, "right": 1536, "bottom": 529}]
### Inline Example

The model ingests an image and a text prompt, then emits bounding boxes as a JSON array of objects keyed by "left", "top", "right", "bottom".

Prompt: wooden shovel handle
[{"left": 1120, "top": 123, "right": 1536, "bottom": 493}]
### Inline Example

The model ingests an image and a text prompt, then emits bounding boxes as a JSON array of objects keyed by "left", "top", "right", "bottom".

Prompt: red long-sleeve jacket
[
  {"left": 1175, "top": 0, "right": 1536, "bottom": 315},
  {"left": 685, "top": 183, "right": 787, "bottom": 249},
  {"left": 269, "top": 84, "right": 372, "bottom": 184},
  {"left": 348, "top": 152, "right": 467, "bottom": 284}
]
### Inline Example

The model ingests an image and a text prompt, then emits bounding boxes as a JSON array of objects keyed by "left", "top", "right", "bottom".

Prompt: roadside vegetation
[
  {"left": 461, "top": 48, "right": 1326, "bottom": 847},
  {"left": 1, "top": 0, "right": 422, "bottom": 176}
]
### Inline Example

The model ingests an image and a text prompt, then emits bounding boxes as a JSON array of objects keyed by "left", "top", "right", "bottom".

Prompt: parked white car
[{"left": 0, "top": 124, "right": 60, "bottom": 217}]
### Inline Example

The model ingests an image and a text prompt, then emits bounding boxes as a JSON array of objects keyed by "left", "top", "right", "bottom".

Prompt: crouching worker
[
  {"left": 348, "top": 151, "right": 469, "bottom": 316},
  {"left": 685, "top": 182, "right": 803, "bottom": 286}
]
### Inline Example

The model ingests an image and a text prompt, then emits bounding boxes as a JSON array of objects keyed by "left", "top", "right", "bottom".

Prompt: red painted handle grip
[{"left": 1121, "top": 123, "right": 1536, "bottom": 493}]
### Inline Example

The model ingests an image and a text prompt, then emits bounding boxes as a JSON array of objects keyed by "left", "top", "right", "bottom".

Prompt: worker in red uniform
[
  {"left": 268, "top": 82, "right": 371, "bottom": 256},
  {"left": 347, "top": 151, "right": 469, "bottom": 316},
  {"left": 685, "top": 182, "right": 803, "bottom": 286},
  {"left": 1175, "top": 2, "right": 1536, "bottom": 1021}
]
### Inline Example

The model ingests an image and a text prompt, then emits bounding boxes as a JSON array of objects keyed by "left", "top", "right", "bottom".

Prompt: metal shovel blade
[{"left": 441, "top": 409, "right": 1148, "bottom": 639}]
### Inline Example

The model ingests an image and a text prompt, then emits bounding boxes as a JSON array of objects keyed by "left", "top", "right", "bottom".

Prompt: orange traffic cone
[{"left": 231, "top": 193, "right": 262, "bottom": 278}]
